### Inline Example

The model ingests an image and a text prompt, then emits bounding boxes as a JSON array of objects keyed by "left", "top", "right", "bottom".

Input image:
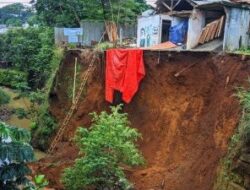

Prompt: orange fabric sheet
[{"left": 146, "top": 41, "right": 177, "bottom": 50}]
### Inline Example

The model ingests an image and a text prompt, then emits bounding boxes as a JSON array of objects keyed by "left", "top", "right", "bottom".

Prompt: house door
[{"left": 161, "top": 20, "right": 171, "bottom": 43}]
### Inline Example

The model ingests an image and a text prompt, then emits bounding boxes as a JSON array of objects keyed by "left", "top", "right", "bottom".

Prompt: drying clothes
[{"left": 106, "top": 49, "right": 145, "bottom": 104}]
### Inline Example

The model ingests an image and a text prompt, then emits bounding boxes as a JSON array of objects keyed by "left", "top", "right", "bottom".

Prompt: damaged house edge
[{"left": 137, "top": 0, "right": 250, "bottom": 52}]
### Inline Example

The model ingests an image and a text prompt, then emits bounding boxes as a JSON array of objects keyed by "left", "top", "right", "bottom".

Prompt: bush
[
  {"left": 30, "top": 48, "right": 64, "bottom": 150},
  {"left": 31, "top": 107, "right": 58, "bottom": 150},
  {"left": 62, "top": 105, "right": 144, "bottom": 190},
  {"left": 0, "top": 88, "right": 10, "bottom": 105},
  {"left": 0, "top": 69, "right": 28, "bottom": 90}
]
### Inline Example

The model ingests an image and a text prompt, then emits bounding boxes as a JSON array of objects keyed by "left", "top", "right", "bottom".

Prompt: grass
[{"left": 234, "top": 48, "right": 250, "bottom": 55}]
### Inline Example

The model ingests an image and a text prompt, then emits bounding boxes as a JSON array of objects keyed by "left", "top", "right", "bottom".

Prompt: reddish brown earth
[{"left": 34, "top": 50, "right": 250, "bottom": 190}]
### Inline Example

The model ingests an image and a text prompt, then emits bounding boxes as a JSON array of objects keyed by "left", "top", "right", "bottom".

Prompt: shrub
[
  {"left": 0, "top": 88, "right": 10, "bottom": 105},
  {"left": 0, "top": 121, "right": 34, "bottom": 189},
  {"left": 30, "top": 48, "right": 64, "bottom": 150},
  {"left": 62, "top": 105, "right": 144, "bottom": 190},
  {"left": 0, "top": 69, "right": 28, "bottom": 90},
  {"left": 31, "top": 106, "right": 58, "bottom": 150},
  {"left": 0, "top": 27, "right": 54, "bottom": 89}
]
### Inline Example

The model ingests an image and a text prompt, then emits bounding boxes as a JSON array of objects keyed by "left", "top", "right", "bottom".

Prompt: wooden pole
[{"left": 73, "top": 57, "right": 77, "bottom": 104}]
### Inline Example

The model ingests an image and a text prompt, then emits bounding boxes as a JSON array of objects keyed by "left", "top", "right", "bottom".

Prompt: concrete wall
[
  {"left": 223, "top": 7, "right": 250, "bottom": 51},
  {"left": 186, "top": 9, "right": 205, "bottom": 49}
]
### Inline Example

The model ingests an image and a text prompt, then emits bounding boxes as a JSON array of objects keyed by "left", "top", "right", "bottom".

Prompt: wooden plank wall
[{"left": 198, "top": 16, "right": 225, "bottom": 44}]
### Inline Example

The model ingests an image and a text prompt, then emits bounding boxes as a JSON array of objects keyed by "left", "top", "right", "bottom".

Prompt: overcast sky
[{"left": 0, "top": 0, "right": 156, "bottom": 8}]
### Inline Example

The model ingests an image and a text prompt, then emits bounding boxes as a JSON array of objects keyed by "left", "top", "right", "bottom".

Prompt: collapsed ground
[{"left": 34, "top": 50, "right": 250, "bottom": 190}]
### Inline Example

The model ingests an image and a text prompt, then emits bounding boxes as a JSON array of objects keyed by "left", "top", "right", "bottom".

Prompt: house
[{"left": 137, "top": 0, "right": 250, "bottom": 51}]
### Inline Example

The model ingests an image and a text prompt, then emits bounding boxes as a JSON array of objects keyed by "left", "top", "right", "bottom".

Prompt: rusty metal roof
[{"left": 156, "top": 0, "right": 250, "bottom": 12}]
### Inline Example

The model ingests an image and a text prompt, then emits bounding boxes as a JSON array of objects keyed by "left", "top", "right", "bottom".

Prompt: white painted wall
[
  {"left": 137, "top": 14, "right": 172, "bottom": 47},
  {"left": 186, "top": 9, "right": 205, "bottom": 49}
]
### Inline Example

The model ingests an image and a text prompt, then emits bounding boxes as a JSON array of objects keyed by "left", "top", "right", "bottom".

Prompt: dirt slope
[{"left": 36, "top": 50, "right": 250, "bottom": 190}]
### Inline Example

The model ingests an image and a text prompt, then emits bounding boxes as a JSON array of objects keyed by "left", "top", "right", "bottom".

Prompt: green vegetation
[
  {"left": 35, "top": 0, "right": 148, "bottom": 27},
  {"left": 0, "top": 3, "right": 34, "bottom": 26},
  {"left": 0, "top": 121, "right": 34, "bottom": 189},
  {"left": 95, "top": 42, "right": 114, "bottom": 51},
  {"left": 235, "top": 48, "right": 250, "bottom": 55},
  {"left": 0, "top": 69, "right": 28, "bottom": 90},
  {"left": 0, "top": 88, "right": 10, "bottom": 105},
  {"left": 0, "top": 27, "right": 54, "bottom": 89},
  {"left": 28, "top": 175, "right": 49, "bottom": 190},
  {"left": 62, "top": 105, "right": 144, "bottom": 190},
  {"left": 14, "top": 108, "right": 28, "bottom": 119},
  {"left": 0, "top": 26, "right": 63, "bottom": 149},
  {"left": 30, "top": 48, "right": 64, "bottom": 150}
]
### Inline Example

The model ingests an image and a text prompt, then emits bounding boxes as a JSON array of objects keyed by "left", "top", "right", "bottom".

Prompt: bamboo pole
[{"left": 73, "top": 57, "right": 78, "bottom": 104}]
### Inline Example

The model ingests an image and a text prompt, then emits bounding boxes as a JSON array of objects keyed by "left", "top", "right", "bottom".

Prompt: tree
[
  {"left": 35, "top": 0, "right": 148, "bottom": 27},
  {"left": 0, "top": 27, "right": 54, "bottom": 89},
  {"left": 35, "top": 0, "right": 86, "bottom": 27},
  {"left": 62, "top": 105, "right": 144, "bottom": 190},
  {"left": 0, "top": 3, "right": 34, "bottom": 26},
  {"left": 0, "top": 121, "right": 34, "bottom": 190}
]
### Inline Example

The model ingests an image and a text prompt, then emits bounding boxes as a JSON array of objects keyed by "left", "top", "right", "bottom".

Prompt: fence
[{"left": 55, "top": 21, "right": 137, "bottom": 46}]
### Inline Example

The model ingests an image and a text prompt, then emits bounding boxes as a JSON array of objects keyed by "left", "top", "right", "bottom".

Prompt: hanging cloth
[{"left": 106, "top": 49, "right": 145, "bottom": 104}]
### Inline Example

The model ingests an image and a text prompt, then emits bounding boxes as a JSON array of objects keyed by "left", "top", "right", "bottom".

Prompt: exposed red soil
[{"left": 35, "top": 50, "right": 250, "bottom": 190}]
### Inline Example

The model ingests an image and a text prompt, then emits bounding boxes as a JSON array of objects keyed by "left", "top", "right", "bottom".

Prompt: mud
[{"left": 36, "top": 50, "right": 250, "bottom": 190}]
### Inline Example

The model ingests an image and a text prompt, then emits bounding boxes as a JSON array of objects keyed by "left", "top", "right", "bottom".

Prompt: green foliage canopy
[
  {"left": 62, "top": 105, "right": 144, "bottom": 190},
  {"left": 0, "top": 27, "right": 54, "bottom": 89},
  {"left": 0, "top": 3, "right": 34, "bottom": 26},
  {"left": 35, "top": 0, "right": 148, "bottom": 27},
  {"left": 0, "top": 69, "right": 28, "bottom": 90}
]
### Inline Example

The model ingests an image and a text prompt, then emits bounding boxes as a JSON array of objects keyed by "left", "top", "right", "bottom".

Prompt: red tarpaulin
[{"left": 106, "top": 49, "right": 145, "bottom": 103}]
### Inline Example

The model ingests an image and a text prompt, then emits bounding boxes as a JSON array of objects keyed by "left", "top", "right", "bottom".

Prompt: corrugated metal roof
[{"left": 156, "top": 0, "right": 250, "bottom": 12}]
